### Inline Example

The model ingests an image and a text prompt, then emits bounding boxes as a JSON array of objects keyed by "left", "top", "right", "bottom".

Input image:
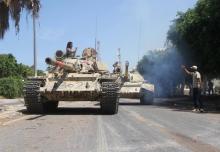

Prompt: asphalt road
[{"left": 0, "top": 98, "right": 220, "bottom": 152}]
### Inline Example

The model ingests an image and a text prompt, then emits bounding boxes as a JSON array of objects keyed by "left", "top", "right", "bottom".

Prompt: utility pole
[{"left": 32, "top": 0, "right": 37, "bottom": 77}]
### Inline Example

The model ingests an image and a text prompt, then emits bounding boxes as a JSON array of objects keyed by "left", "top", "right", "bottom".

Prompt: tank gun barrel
[{"left": 45, "top": 58, "right": 74, "bottom": 71}]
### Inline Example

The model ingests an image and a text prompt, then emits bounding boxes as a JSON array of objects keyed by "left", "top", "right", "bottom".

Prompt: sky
[{"left": 0, "top": 0, "right": 197, "bottom": 71}]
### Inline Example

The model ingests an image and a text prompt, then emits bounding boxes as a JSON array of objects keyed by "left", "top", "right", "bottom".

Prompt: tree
[
  {"left": 167, "top": 0, "right": 220, "bottom": 78},
  {"left": 0, "top": 0, "right": 40, "bottom": 39},
  {"left": 0, "top": 54, "right": 36, "bottom": 78},
  {"left": 0, "top": 54, "right": 18, "bottom": 77}
]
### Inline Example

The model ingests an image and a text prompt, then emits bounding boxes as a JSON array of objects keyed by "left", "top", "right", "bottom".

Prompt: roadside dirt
[{"left": 0, "top": 104, "right": 25, "bottom": 125}]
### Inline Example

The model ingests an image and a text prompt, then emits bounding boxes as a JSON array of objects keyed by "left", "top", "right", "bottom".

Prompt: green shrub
[
  {"left": 0, "top": 77, "right": 24, "bottom": 98},
  {"left": 0, "top": 54, "right": 45, "bottom": 98}
]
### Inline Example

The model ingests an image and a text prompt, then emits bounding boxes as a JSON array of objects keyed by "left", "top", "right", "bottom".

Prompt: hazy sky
[{"left": 0, "top": 0, "right": 197, "bottom": 70}]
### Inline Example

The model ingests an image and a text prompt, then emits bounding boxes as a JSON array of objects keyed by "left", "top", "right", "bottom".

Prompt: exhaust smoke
[{"left": 137, "top": 48, "right": 184, "bottom": 97}]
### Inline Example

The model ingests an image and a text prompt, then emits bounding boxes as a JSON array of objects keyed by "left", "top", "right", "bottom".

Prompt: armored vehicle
[
  {"left": 23, "top": 48, "right": 119, "bottom": 114},
  {"left": 115, "top": 61, "right": 154, "bottom": 104}
]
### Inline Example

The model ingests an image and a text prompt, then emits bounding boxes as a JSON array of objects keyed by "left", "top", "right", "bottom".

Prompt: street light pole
[{"left": 32, "top": 1, "right": 37, "bottom": 77}]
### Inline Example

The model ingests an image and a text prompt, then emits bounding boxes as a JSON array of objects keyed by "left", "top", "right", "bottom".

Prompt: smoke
[{"left": 137, "top": 48, "right": 185, "bottom": 97}]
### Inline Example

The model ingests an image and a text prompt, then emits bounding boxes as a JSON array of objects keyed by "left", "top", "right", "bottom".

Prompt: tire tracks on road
[
  {"left": 97, "top": 116, "right": 108, "bottom": 152},
  {"left": 123, "top": 107, "right": 220, "bottom": 152}
]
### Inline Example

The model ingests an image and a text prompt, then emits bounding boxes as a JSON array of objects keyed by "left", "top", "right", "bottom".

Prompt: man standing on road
[{"left": 182, "top": 65, "right": 204, "bottom": 112}]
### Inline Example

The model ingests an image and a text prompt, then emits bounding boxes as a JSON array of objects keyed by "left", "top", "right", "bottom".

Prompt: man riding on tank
[{"left": 66, "top": 41, "right": 77, "bottom": 58}]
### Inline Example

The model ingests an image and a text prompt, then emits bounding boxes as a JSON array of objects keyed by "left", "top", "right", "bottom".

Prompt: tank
[
  {"left": 115, "top": 61, "right": 154, "bottom": 104},
  {"left": 23, "top": 48, "right": 119, "bottom": 114}
]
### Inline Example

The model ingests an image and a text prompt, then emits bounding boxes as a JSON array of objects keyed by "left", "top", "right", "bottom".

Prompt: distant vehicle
[
  {"left": 23, "top": 48, "right": 119, "bottom": 114},
  {"left": 114, "top": 61, "right": 155, "bottom": 104}
]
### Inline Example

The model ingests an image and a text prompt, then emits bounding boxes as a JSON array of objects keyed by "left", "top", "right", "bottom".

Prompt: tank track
[
  {"left": 100, "top": 82, "right": 119, "bottom": 114},
  {"left": 23, "top": 81, "right": 44, "bottom": 113},
  {"left": 140, "top": 89, "right": 154, "bottom": 105}
]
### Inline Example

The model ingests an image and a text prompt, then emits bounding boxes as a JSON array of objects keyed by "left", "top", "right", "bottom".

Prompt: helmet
[{"left": 190, "top": 65, "right": 198, "bottom": 70}]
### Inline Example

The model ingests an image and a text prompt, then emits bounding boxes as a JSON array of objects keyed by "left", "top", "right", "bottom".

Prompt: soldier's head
[
  {"left": 56, "top": 50, "right": 64, "bottom": 60},
  {"left": 190, "top": 65, "right": 198, "bottom": 72},
  {"left": 113, "top": 61, "right": 118, "bottom": 67},
  {"left": 66, "top": 41, "right": 73, "bottom": 48}
]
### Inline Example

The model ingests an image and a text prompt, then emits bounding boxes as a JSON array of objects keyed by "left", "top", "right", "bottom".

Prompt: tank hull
[
  {"left": 40, "top": 78, "right": 101, "bottom": 101},
  {"left": 120, "top": 85, "right": 154, "bottom": 98},
  {"left": 119, "top": 80, "right": 154, "bottom": 104},
  {"left": 120, "top": 86, "right": 140, "bottom": 98},
  {"left": 41, "top": 90, "right": 100, "bottom": 101}
]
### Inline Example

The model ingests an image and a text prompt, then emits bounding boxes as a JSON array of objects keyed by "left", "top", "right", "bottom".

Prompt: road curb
[{"left": 0, "top": 99, "right": 24, "bottom": 106}]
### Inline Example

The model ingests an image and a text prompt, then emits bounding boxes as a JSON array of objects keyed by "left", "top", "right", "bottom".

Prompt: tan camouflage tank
[
  {"left": 115, "top": 61, "right": 154, "bottom": 104},
  {"left": 23, "top": 48, "right": 119, "bottom": 114}
]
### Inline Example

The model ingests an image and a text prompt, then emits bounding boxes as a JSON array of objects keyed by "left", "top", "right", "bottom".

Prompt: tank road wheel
[
  {"left": 100, "top": 82, "right": 119, "bottom": 114},
  {"left": 140, "top": 89, "right": 154, "bottom": 105},
  {"left": 23, "top": 81, "right": 44, "bottom": 113}
]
